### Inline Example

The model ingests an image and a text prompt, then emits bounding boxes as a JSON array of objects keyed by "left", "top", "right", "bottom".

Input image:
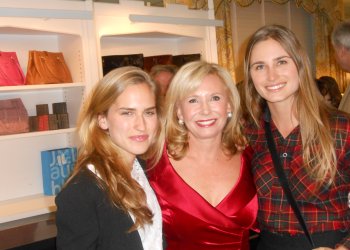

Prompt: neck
[
  {"left": 267, "top": 102, "right": 299, "bottom": 138},
  {"left": 187, "top": 136, "right": 226, "bottom": 162}
]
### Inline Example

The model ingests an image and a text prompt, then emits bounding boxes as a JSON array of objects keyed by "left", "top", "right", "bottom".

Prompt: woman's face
[
  {"left": 98, "top": 83, "right": 158, "bottom": 161},
  {"left": 176, "top": 74, "right": 231, "bottom": 142},
  {"left": 249, "top": 38, "right": 299, "bottom": 107}
]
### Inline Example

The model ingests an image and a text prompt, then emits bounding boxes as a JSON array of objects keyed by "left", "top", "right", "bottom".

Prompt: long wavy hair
[
  {"left": 164, "top": 60, "right": 246, "bottom": 160},
  {"left": 68, "top": 66, "right": 162, "bottom": 231},
  {"left": 243, "top": 24, "right": 336, "bottom": 185}
]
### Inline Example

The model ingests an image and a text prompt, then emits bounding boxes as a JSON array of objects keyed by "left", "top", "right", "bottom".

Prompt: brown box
[
  {"left": 52, "top": 102, "right": 67, "bottom": 114},
  {"left": 57, "top": 113, "right": 69, "bottom": 129},
  {"left": 37, "top": 115, "right": 49, "bottom": 131},
  {"left": 48, "top": 114, "right": 58, "bottom": 130},
  {"left": 29, "top": 116, "right": 38, "bottom": 132},
  {"left": 36, "top": 104, "right": 49, "bottom": 116}
]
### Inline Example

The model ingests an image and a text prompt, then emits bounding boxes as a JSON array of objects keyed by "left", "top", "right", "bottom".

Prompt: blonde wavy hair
[
  {"left": 243, "top": 24, "right": 336, "bottom": 185},
  {"left": 164, "top": 60, "right": 246, "bottom": 160},
  {"left": 68, "top": 66, "right": 162, "bottom": 231}
]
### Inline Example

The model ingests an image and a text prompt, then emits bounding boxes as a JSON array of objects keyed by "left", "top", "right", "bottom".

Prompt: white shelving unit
[
  {"left": 0, "top": 0, "right": 219, "bottom": 228},
  {"left": 0, "top": 0, "right": 98, "bottom": 224},
  {"left": 93, "top": 0, "right": 218, "bottom": 78}
]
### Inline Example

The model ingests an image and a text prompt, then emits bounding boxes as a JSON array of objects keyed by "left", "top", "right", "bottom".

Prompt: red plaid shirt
[{"left": 245, "top": 109, "right": 350, "bottom": 247}]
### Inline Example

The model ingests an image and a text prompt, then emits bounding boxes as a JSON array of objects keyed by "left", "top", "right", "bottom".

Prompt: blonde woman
[
  {"left": 149, "top": 61, "right": 258, "bottom": 249},
  {"left": 244, "top": 24, "right": 350, "bottom": 250},
  {"left": 55, "top": 67, "right": 164, "bottom": 250}
]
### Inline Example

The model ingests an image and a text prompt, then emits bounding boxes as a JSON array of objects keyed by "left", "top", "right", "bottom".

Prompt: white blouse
[
  {"left": 130, "top": 159, "right": 163, "bottom": 250},
  {"left": 87, "top": 160, "right": 163, "bottom": 250}
]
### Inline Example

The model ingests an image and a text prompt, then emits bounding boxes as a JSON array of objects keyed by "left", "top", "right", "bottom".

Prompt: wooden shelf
[
  {"left": 0, "top": 194, "right": 56, "bottom": 224},
  {"left": 0, "top": 128, "right": 76, "bottom": 141},
  {"left": 0, "top": 82, "right": 84, "bottom": 93}
]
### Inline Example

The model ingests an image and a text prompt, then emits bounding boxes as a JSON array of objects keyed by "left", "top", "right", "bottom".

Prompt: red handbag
[
  {"left": 0, "top": 51, "right": 25, "bottom": 86},
  {"left": 0, "top": 98, "right": 29, "bottom": 135}
]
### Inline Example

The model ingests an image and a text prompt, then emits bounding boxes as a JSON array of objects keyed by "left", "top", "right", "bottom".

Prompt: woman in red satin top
[{"left": 148, "top": 61, "right": 258, "bottom": 250}]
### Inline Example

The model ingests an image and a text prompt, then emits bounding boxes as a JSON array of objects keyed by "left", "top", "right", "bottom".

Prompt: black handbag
[{"left": 102, "top": 54, "right": 144, "bottom": 76}]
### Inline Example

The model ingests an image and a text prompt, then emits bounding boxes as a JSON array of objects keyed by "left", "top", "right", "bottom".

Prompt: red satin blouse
[{"left": 148, "top": 146, "right": 258, "bottom": 250}]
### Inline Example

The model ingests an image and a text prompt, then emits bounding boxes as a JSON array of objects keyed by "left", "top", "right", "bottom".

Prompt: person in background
[
  {"left": 150, "top": 64, "right": 178, "bottom": 97},
  {"left": 243, "top": 24, "right": 350, "bottom": 250},
  {"left": 332, "top": 20, "right": 350, "bottom": 73},
  {"left": 331, "top": 19, "right": 350, "bottom": 113},
  {"left": 316, "top": 76, "right": 342, "bottom": 108},
  {"left": 55, "top": 66, "right": 164, "bottom": 250},
  {"left": 148, "top": 60, "right": 258, "bottom": 250}
]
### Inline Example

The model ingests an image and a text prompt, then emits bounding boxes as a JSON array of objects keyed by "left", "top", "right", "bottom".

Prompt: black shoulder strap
[{"left": 264, "top": 121, "right": 315, "bottom": 248}]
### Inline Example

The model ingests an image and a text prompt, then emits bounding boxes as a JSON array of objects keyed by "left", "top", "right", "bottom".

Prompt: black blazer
[{"left": 55, "top": 169, "right": 143, "bottom": 250}]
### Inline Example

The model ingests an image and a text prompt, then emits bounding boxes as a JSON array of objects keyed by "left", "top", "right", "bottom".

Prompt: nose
[
  {"left": 135, "top": 114, "right": 146, "bottom": 131},
  {"left": 200, "top": 100, "right": 211, "bottom": 115},
  {"left": 267, "top": 66, "right": 277, "bottom": 81}
]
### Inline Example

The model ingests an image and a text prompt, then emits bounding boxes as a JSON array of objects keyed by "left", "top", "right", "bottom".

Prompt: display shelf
[
  {"left": 0, "top": 128, "right": 76, "bottom": 141},
  {"left": 0, "top": 82, "right": 84, "bottom": 93},
  {"left": 0, "top": 132, "right": 78, "bottom": 202},
  {"left": 0, "top": 194, "right": 55, "bottom": 224},
  {"left": 94, "top": 0, "right": 218, "bottom": 77},
  {"left": 0, "top": 0, "right": 96, "bottom": 215}
]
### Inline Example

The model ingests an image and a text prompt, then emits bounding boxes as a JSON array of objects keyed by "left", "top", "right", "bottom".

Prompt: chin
[{"left": 132, "top": 145, "right": 150, "bottom": 155}]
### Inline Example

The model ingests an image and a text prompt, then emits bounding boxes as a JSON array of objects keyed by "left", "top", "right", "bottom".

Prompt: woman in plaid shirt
[{"left": 243, "top": 24, "right": 350, "bottom": 250}]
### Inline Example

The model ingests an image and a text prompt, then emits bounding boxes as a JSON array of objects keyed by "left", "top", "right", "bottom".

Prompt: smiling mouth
[
  {"left": 196, "top": 119, "right": 216, "bottom": 127},
  {"left": 130, "top": 135, "right": 149, "bottom": 142},
  {"left": 266, "top": 83, "right": 285, "bottom": 91}
]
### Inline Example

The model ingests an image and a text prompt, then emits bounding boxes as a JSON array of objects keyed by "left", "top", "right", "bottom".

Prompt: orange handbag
[{"left": 25, "top": 51, "right": 73, "bottom": 84}]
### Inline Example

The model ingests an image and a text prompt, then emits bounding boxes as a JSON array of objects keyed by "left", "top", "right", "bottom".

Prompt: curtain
[
  {"left": 214, "top": 0, "right": 236, "bottom": 80},
  {"left": 188, "top": 0, "right": 347, "bottom": 91}
]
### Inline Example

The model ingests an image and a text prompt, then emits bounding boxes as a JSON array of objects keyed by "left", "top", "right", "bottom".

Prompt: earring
[
  {"left": 227, "top": 112, "right": 232, "bottom": 118},
  {"left": 178, "top": 119, "right": 184, "bottom": 125}
]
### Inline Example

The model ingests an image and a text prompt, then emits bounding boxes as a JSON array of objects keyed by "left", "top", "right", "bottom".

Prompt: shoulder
[
  {"left": 146, "top": 144, "right": 167, "bottom": 179},
  {"left": 329, "top": 110, "right": 350, "bottom": 132},
  {"left": 242, "top": 146, "right": 253, "bottom": 160},
  {"left": 330, "top": 110, "right": 350, "bottom": 122},
  {"left": 55, "top": 168, "right": 103, "bottom": 206},
  {"left": 243, "top": 119, "right": 264, "bottom": 145}
]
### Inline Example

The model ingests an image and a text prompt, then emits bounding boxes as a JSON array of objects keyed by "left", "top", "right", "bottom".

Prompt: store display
[
  {"left": 41, "top": 147, "right": 77, "bottom": 195},
  {"left": 25, "top": 50, "right": 73, "bottom": 84},
  {"left": 28, "top": 116, "right": 38, "bottom": 132},
  {"left": 172, "top": 53, "right": 201, "bottom": 67},
  {"left": 0, "top": 98, "right": 29, "bottom": 135},
  {"left": 102, "top": 53, "right": 144, "bottom": 75},
  {"left": 48, "top": 114, "right": 59, "bottom": 130},
  {"left": 0, "top": 51, "right": 25, "bottom": 86},
  {"left": 53, "top": 102, "right": 69, "bottom": 129}
]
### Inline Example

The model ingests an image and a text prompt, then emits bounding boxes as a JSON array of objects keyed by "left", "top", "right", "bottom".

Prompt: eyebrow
[
  {"left": 118, "top": 106, "right": 156, "bottom": 111},
  {"left": 186, "top": 92, "right": 225, "bottom": 98}
]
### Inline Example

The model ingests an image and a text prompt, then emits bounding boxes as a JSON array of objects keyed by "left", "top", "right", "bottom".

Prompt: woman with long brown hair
[
  {"left": 55, "top": 66, "right": 164, "bottom": 250},
  {"left": 244, "top": 24, "right": 350, "bottom": 250}
]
